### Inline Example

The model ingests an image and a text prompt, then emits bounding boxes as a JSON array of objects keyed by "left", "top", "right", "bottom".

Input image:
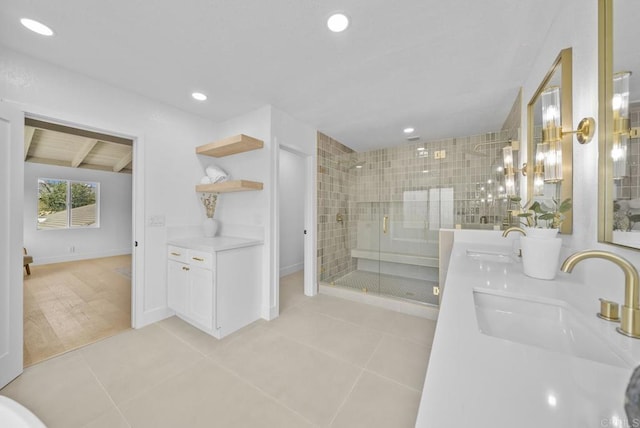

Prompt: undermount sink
[
  {"left": 473, "top": 289, "right": 631, "bottom": 368},
  {"left": 466, "top": 249, "right": 514, "bottom": 264}
]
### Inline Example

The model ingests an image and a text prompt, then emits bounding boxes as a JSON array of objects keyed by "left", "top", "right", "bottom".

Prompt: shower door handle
[{"left": 383, "top": 215, "right": 389, "bottom": 234}]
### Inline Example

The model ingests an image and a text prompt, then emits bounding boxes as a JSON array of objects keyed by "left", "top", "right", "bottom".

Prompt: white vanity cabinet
[{"left": 167, "top": 237, "right": 262, "bottom": 339}]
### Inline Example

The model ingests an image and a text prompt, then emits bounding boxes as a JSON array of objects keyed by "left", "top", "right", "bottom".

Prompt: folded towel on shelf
[
  {"left": 205, "top": 165, "right": 229, "bottom": 183},
  {"left": 200, "top": 176, "right": 212, "bottom": 184}
]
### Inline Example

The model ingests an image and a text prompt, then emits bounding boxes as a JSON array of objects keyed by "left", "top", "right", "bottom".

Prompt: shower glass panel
[{"left": 317, "top": 130, "right": 515, "bottom": 306}]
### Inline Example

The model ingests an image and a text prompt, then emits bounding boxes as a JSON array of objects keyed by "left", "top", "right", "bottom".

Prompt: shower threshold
[{"left": 330, "top": 270, "right": 439, "bottom": 306}]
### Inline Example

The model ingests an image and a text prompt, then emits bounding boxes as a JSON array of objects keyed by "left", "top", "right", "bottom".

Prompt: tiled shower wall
[
  {"left": 614, "top": 102, "right": 640, "bottom": 199},
  {"left": 317, "top": 129, "right": 518, "bottom": 283},
  {"left": 317, "top": 132, "right": 357, "bottom": 282}
]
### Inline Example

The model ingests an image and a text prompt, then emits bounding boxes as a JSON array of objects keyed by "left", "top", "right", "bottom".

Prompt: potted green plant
[
  {"left": 518, "top": 198, "right": 572, "bottom": 228},
  {"left": 511, "top": 197, "right": 572, "bottom": 280}
]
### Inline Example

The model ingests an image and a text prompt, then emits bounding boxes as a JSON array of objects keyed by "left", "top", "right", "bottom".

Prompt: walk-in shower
[{"left": 317, "top": 130, "right": 519, "bottom": 306}]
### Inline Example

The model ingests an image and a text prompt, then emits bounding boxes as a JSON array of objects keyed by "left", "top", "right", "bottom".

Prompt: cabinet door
[
  {"left": 168, "top": 260, "right": 188, "bottom": 315},
  {"left": 188, "top": 266, "right": 214, "bottom": 330}
]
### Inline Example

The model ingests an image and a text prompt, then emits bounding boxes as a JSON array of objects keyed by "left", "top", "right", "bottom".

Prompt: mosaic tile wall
[
  {"left": 317, "top": 129, "right": 519, "bottom": 283},
  {"left": 614, "top": 102, "right": 640, "bottom": 199}
]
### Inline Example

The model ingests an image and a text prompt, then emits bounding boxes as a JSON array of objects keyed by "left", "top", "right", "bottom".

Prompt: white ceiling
[{"left": 0, "top": 0, "right": 560, "bottom": 151}]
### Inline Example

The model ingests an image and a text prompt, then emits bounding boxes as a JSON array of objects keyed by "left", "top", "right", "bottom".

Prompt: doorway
[
  {"left": 278, "top": 147, "right": 308, "bottom": 311},
  {"left": 23, "top": 118, "right": 135, "bottom": 366}
]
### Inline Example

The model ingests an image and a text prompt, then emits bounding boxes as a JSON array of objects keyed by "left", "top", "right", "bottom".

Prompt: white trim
[
  {"left": 13, "top": 106, "right": 146, "bottom": 330},
  {"left": 277, "top": 144, "right": 317, "bottom": 303},
  {"left": 304, "top": 152, "right": 318, "bottom": 297},
  {"left": 131, "top": 133, "right": 145, "bottom": 328},
  {"left": 280, "top": 263, "right": 303, "bottom": 278},
  {"left": 31, "top": 248, "right": 131, "bottom": 265},
  {"left": 0, "top": 102, "right": 24, "bottom": 388}
]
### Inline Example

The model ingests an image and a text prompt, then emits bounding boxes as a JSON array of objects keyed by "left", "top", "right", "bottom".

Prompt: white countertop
[
  {"left": 416, "top": 230, "right": 640, "bottom": 427},
  {"left": 167, "top": 236, "right": 263, "bottom": 252}
]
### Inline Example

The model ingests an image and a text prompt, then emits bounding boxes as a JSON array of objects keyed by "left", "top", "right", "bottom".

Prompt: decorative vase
[
  {"left": 520, "top": 234, "right": 562, "bottom": 280},
  {"left": 203, "top": 217, "right": 218, "bottom": 238}
]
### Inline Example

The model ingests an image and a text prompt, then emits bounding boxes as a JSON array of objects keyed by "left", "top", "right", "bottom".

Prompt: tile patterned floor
[{"left": 1, "top": 270, "right": 436, "bottom": 427}]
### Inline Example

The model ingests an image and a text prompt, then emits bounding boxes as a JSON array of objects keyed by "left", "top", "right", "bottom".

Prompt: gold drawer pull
[
  {"left": 192, "top": 257, "right": 205, "bottom": 262},
  {"left": 170, "top": 252, "right": 181, "bottom": 256},
  {"left": 182, "top": 266, "right": 190, "bottom": 271}
]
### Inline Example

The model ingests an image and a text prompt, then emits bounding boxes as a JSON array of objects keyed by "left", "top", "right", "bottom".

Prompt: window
[{"left": 37, "top": 178, "right": 100, "bottom": 230}]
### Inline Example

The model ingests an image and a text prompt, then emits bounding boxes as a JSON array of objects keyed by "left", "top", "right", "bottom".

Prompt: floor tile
[
  {"left": 267, "top": 306, "right": 382, "bottom": 366},
  {"left": 0, "top": 352, "right": 114, "bottom": 428},
  {"left": 212, "top": 325, "right": 361, "bottom": 426},
  {"left": 157, "top": 316, "right": 224, "bottom": 355},
  {"left": 82, "top": 408, "right": 130, "bottom": 428},
  {"left": 120, "top": 359, "right": 313, "bottom": 428},
  {"left": 297, "top": 293, "right": 397, "bottom": 331},
  {"left": 366, "top": 334, "right": 432, "bottom": 390},
  {"left": 280, "top": 271, "right": 309, "bottom": 312},
  {"left": 80, "top": 323, "right": 203, "bottom": 404},
  {"left": 331, "top": 371, "right": 421, "bottom": 428},
  {"left": 384, "top": 312, "right": 437, "bottom": 346}
]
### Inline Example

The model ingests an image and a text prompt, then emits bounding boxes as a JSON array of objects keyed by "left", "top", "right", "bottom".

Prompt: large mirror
[
  {"left": 527, "top": 48, "right": 574, "bottom": 234},
  {"left": 599, "top": 0, "right": 640, "bottom": 248}
]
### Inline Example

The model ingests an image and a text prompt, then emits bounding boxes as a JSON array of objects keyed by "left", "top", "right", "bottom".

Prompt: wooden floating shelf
[
  {"left": 196, "top": 134, "right": 264, "bottom": 158},
  {"left": 196, "top": 180, "right": 263, "bottom": 193}
]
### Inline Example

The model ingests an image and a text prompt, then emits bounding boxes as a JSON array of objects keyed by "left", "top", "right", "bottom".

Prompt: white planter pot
[
  {"left": 524, "top": 227, "right": 559, "bottom": 239},
  {"left": 203, "top": 217, "right": 219, "bottom": 238},
  {"left": 520, "top": 236, "right": 562, "bottom": 280}
]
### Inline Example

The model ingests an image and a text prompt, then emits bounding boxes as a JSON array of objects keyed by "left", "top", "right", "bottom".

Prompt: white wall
[
  {"left": 520, "top": 0, "right": 640, "bottom": 313},
  {"left": 1, "top": 45, "right": 217, "bottom": 327},
  {"left": 24, "top": 162, "right": 132, "bottom": 264},
  {"left": 278, "top": 148, "right": 306, "bottom": 276}
]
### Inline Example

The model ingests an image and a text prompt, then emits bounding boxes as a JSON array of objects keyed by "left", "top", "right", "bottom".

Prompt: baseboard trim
[
  {"left": 279, "top": 263, "right": 303, "bottom": 277},
  {"left": 32, "top": 249, "right": 132, "bottom": 265}
]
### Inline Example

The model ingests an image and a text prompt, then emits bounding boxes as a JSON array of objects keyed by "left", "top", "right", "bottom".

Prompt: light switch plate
[{"left": 147, "top": 215, "right": 165, "bottom": 227}]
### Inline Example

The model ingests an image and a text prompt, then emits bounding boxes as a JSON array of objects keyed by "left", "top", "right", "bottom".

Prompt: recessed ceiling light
[
  {"left": 403, "top": 127, "right": 415, "bottom": 134},
  {"left": 191, "top": 92, "right": 207, "bottom": 101},
  {"left": 327, "top": 13, "right": 349, "bottom": 32},
  {"left": 20, "top": 18, "right": 54, "bottom": 36}
]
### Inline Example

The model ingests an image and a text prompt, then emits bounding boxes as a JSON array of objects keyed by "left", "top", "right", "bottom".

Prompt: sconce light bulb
[
  {"left": 612, "top": 145, "right": 624, "bottom": 161},
  {"left": 613, "top": 94, "right": 622, "bottom": 112}
]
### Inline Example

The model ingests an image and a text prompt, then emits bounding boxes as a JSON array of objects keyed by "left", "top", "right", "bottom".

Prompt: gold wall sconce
[
  {"left": 539, "top": 86, "right": 596, "bottom": 183},
  {"left": 611, "top": 71, "right": 640, "bottom": 179},
  {"left": 502, "top": 145, "right": 527, "bottom": 196}
]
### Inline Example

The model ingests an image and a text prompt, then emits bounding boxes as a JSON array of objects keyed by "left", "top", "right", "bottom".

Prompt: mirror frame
[
  {"left": 527, "top": 48, "right": 574, "bottom": 234},
  {"left": 598, "top": 0, "right": 616, "bottom": 245}
]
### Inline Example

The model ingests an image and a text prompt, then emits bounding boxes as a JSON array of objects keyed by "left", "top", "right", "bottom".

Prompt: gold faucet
[
  {"left": 502, "top": 226, "right": 526, "bottom": 237},
  {"left": 560, "top": 250, "right": 640, "bottom": 339}
]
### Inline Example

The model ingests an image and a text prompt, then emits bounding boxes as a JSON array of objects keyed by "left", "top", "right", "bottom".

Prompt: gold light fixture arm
[{"left": 563, "top": 117, "right": 596, "bottom": 144}]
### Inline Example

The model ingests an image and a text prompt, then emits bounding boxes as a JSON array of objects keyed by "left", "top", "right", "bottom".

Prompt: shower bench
[{"left": 350, "top": 249, "right": 439, "bottom": 268}]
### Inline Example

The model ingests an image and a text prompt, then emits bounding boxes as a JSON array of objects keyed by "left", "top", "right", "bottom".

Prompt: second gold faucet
[{"left": 561, "top": 250, "right": 640, "bottom": 339}]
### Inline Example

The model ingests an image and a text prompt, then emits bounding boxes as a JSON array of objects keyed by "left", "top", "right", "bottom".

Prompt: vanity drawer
[
  {"left": 188, "top": 249, "right": 214, "bottom": 270},
  {"left": 168, "top": 246, "right": 188, "bottom": 263}
]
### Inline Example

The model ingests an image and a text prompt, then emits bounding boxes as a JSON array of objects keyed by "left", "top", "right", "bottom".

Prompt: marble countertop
[
  {"left": 167, "top": 236, "right": 263, "bottom": 252},
  {"left": 415, "top": 230, "right": 640, "bottom": 427}
]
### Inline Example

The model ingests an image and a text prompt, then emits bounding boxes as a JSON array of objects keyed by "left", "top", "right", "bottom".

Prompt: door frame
[
  {"left": 21, "top": 109, "right": 145, "bottom": 328},
  {"left": 275, "top": 144, "right": 317, "bottom": 304},
  {"left": 0, "top": 102, "right": 25, "bottom": 388}
]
